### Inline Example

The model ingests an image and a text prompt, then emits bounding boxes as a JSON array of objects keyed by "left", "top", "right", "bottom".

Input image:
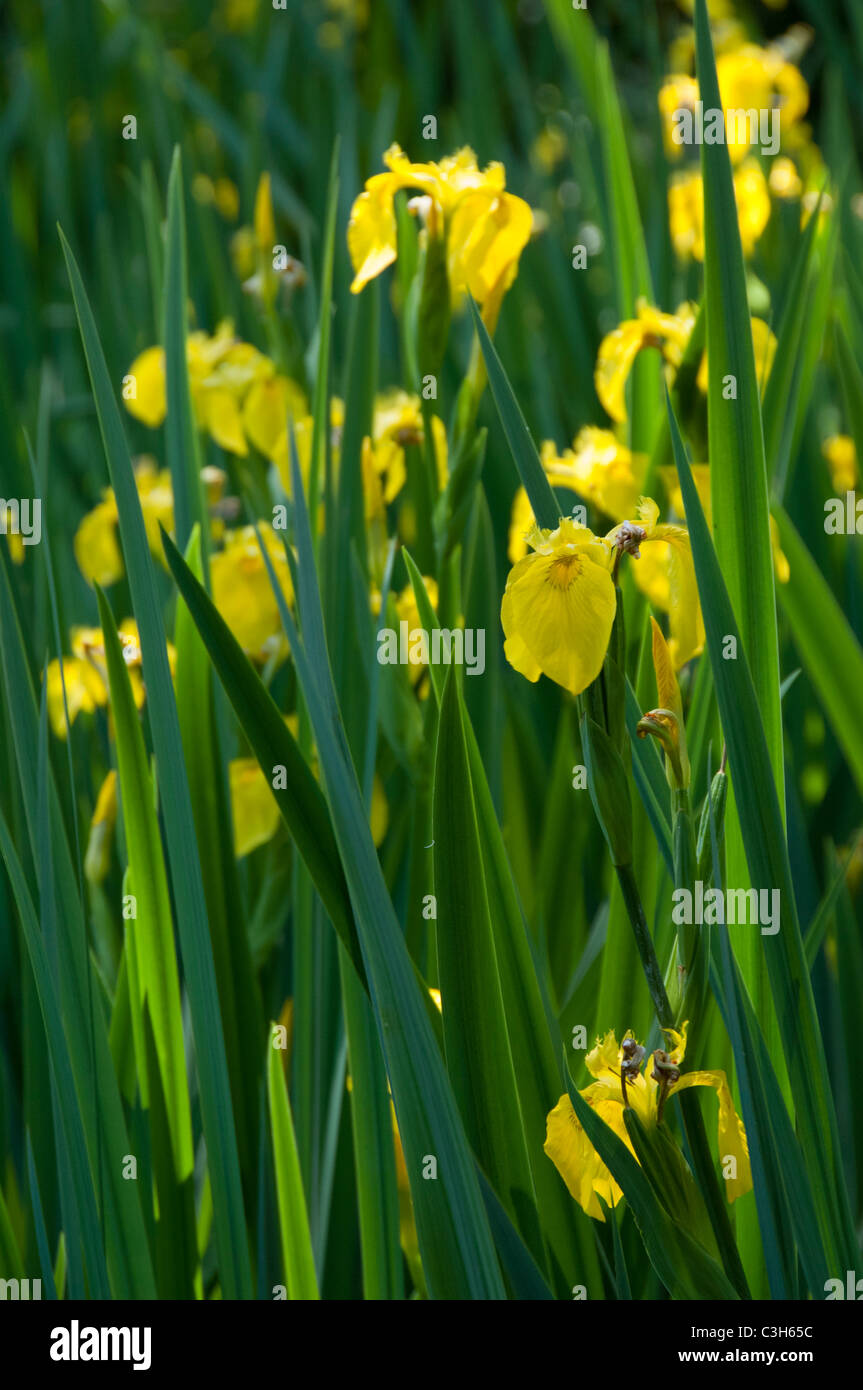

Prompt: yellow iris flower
[
  {"left": 595, "top": 300, "right": 696, "bottom": 424},
  {"left": 347, "top": 143, "right": 533, "bottom": 304},
  {"left": 669, "top": 160, "right": 771, "bottom": 262},
  {"left": 503, "top": 495, "right": 703, "bottom": 689},
  {"left": 228, "top": 730, "right": 389, "bottom": 859},
  {"left": 660, "top": 43, "right": 808, "bottom": 167},
  {"left": 74, "top": 458, "right": 174, "bottom": 587},
  {"left": 769, "top": 155, "right": 803, "bottom": 200},
  {"left": 46, "top": 620, "right": 174, "bottom": 739},
  {"left": 501, "top": 519, "right": 617, "bottom": 697},
  {"left": 595, "top": 302, "right": 774, "bottom": 428},
  {"left": 539, "top": 428, "right": 648, "bottom": 523},
  {"left": 209, "top": 524, "right": 294, "bottom": 663},
  {"left": 544, "top": 1023, "right": 752, "bottom": 1222},
  {"left": 125, "top": 320, "right": 279, "bottom": 457},
  {"left": 696, "top": 316, "right": 777, "bottom": 395}
]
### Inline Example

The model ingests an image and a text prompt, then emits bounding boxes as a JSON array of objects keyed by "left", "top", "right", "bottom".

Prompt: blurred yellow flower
[
  {"left": 659, "top": 466, "right": 789, "bottom": 585},
  {"left": 531, "top": 125, "right": 568, "bottom": 173},
  {"left": 229, "top": 739, "right": 388, "bottom": 859},
  {"left": 595, "top": 301, "right": 695, "bottom": 423},
  {"left": 2, "top": 506, "right": 25, "bottom": 564},
  {"left": 74, "top": 458, "right": 174, "bottom": 587},
  {"left": 369, "top": 575, "right": 441, "bottom": 689},
  {"left": 669, "top": 161, "right": 770, "bottom": 262},
  {"left": 659, "top": 41, "right": 808, "bottom": 166},
  {"left": 243, "top": 375, "right": 310, "bottom": 459},
  {"left": 347, "top": 144, "right": 533, "bottom": 305},
  {"left": 770, "top": 516, "right": 790, "bottom": 585},
  {"left": 544, "top": 1023, "right": 751, "bottom": 1222},
  {"left": 501, "top": 518, "right": 616, "bottom": 697},
  {"left": 542, "top": 428, "right": 648, "bottom": 522},
  {"left": 271, "top": 398, "right": 345, "bottom": 498},
  {"left": 696, "top": 316, "right": 777, "bottom": 395},
  {"left": 229, "top": 758, "right": 283, "bottom": 858},
  {"left": 210, "top": 524, "right": 294, "bottom": 663},
  {"left": 45, "top": 619, "right": 169, "bottom": 739},
  {"left": 125, "top": 321, "right": 274, "bottom": 457},
  {"left": 822, "top": 435, "right": 858, "bottom": 493}
]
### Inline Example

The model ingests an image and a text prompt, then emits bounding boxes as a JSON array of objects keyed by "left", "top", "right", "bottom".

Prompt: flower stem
[{"left": 614, "top": 861, "right": 673, "bottom": 1029}]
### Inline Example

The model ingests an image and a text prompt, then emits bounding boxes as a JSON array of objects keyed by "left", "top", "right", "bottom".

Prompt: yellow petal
[
  {"left": 650, "top": 615, "right": 683, "bottom": 723},
  {"left": 242, "top": 375, "right": 309, "bottom": 459},
  {"left": 636, "top": 518, "right": 704, "bottom": 670},
  {"left": 210, "top": 525, "right": 293, "bottom": 661},
  {"left": 84, "top": 769, "right": 118, "bottom": 884},
  {"left": 770, "top": 515, "right": 790, "bottom": 585},
  {"left": 74, "top": 497, "right": 124, "bottom": 587},
  {"left": 204, "top": 388, "right": 248, "bottom": 456},
  {"left": 501, "top": 531, "right": 616, "bottom": 696},
  {"left": 733, "top": 160, "right": 771, "bottom": 259},
  {"left": 821, "top": 434, "right": 858, "bottom": 493},
  {"left": 347, "top": 179, "right": 399, "bottom": 294},
  {"left": 46, "top": 656, "right": 107, "bottom": 739},
  {"left": 124, "top": 346, "right": 167, "bottom": 427},
  {"left": 659, "top": 463, "right": 712, "bottom": 526},
  {"left": 584, "top": 1028, "right": 623, "bottom": 1079},
  {"left": 544, "top": 1094, "right": 622, "bottom": 1221},
  {"left": 229, "top": 757, "right": 281, "bottom": 857},
  {"left": 448, "top": 188, "right": 533, "bottom": 303},
  {"left": 594, "top": 320, "right": 646, "bottom": 424},
  {"left": 673, "top": 1069, "right": 752, "bottom": 1202},
  {"left": 507, "top": 486, "right": 535, "bottom": 564},
  {"left": 553, "top": 426, "right": 647, "bottom": 521}
]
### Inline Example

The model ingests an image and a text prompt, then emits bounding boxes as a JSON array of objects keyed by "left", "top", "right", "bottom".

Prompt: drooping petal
[
  {"left": 211, "top": 525, "right": 293, "bottom": 661},
  {"left": 347, "top": 177, "right": 399, "bottom": 294},
  {"left": 544, "top": 1093, "right": 623, "bottom": 1222},
  {"left": 124, "top": 346, "right": 167, "bottom": 427},
  {"left": 448, "top": 188, "right": 533, "bottom": 303},
  {"left": 229, "top": 757, "right": 281, "bottom": 858},
  {"left": 673, "top": 1069, "right": 752, "bottom": 1202},
  {"left": 501, "top": 540, "right": 617, "bottom": 696},
  {"left": 594, "top": 319, "right": 646, "bottom": 424}
]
